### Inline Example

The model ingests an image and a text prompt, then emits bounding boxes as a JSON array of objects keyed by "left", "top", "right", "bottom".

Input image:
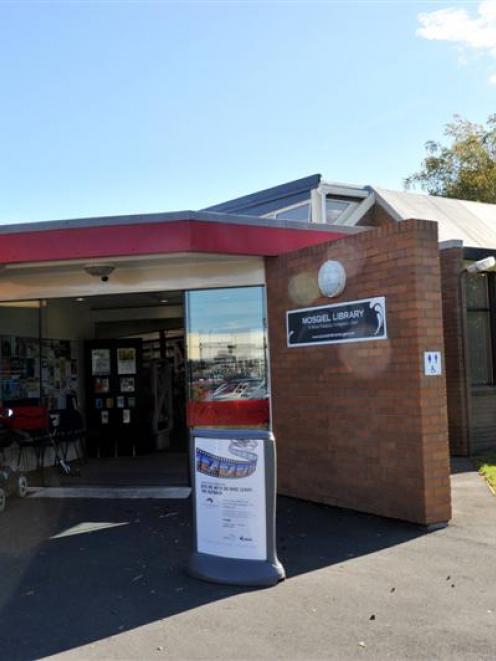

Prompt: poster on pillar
[{"left": 193, "top": 436, "right": 267, "bottom": 561}]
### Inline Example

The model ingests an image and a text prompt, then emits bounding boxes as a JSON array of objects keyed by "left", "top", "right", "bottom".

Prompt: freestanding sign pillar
[{"left": 187, "top": 429, "right": 285, "bottom": 587}]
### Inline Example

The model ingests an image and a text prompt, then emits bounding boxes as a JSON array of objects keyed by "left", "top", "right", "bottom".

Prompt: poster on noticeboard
[
  {"left": 117, "top": 347, "right": 136, "bottom": 375},
  {"left": 91, "top": 349, "right": 111, "bottom": 375}
]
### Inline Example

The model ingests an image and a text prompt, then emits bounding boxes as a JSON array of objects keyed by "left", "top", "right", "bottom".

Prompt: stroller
[
  {"left": 0, "top": 409, "right": 29, "bottom": 513},
  {"left": 12, "top": 406, "right": 76, "bottom": 482}
]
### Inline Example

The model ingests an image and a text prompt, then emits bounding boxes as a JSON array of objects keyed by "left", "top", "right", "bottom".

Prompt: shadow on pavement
[{"left": 0, "top": 495, "right": 425, "bottom": 660}]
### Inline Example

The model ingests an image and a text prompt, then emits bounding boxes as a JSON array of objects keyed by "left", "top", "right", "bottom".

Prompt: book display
[
  {"left": 0, "top": 336, "right": 40, "bottom": 402},
  {"left": 0, "top": 335, "right": 79, "bottom": 409}
]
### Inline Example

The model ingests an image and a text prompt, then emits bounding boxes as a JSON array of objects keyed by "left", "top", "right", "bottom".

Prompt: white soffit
[
  {"left": 0, "top": 253, "right": 265, "bottom": 302},
  {"left": 374, "top": 187, "right": 496, "bottom": 249}
]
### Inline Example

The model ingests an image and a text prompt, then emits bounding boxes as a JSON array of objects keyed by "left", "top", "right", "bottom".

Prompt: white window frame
[
  {"left": 261, "top": 183, "right": 374, "bottom": 226},
  {"left": 316, "top": 184, "right": 374, "bottom": 226}
]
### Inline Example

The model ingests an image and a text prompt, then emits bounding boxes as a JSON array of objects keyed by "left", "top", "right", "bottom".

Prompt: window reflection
[
  {"left": 326, "top": 198, "right": 352, "bottom": 223},
  {"left": 467, "top": 312, "right": 493, "bottom": 385},
  {"left": 274, "top": 203, "right": 310, "bottom": 222},
  {"left": 186, "top": 287, "right": 269, "bottom": 428}
]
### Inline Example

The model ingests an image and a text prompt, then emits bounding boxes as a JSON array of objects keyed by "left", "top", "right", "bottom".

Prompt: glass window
[
  {"left": 326, "top": 198, "right": 355, "bottom": 223},
  {"left": 185, "top": 287, "right": 269, "bottom": 428},
  {"left": 467, "top": 312, "right": 493, "bottom": 385},
  {"left": 274, "top": 203, "right": 310, "bottom": 223},
  {"left": 466, "top": 274, "right": 493, "bottom": 385},
  {"left": 466, "top": 273, "right": 489, "bottom": 309},
  {"left": 0, "top": 301, "right": 41, "bottom": 405}
]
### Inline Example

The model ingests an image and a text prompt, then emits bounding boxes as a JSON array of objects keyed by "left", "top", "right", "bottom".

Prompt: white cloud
[{"left": 417, "top": 1, "right": 496, "bottom": 81}]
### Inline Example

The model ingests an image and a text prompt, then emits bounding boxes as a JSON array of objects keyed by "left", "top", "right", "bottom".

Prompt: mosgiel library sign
[{"left": 287, "top": 297, "right": 387, "bottom": 347}]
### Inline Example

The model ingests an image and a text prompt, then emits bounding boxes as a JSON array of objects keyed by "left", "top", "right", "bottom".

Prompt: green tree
[{"left": 405, "top": 114, "right": 496, "bottom": 203}]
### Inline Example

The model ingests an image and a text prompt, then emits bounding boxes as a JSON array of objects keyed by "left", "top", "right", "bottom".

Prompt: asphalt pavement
[{"left": 0, "top": 459, "right": 495, "bottom": 660}]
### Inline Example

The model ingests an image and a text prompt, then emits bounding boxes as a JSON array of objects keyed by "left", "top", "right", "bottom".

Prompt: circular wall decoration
[{"left": 318, "top": 260, "right": 346, "bottom": 298}]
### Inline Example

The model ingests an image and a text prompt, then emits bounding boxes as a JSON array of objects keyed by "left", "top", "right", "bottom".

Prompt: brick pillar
[
  {"left": 439, "top": 245, "right": 471, "bottom": 455},
  {"left": 265, "top": 219, "right": 451, "bottom": 526}
]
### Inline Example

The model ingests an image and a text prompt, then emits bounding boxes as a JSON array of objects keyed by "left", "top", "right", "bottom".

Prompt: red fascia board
[
  {"left": 188, "top": 221, "right": 345, "bottom": 256},
  {"left": 0, "top": 220, "right": 346, "bottom": 265}
]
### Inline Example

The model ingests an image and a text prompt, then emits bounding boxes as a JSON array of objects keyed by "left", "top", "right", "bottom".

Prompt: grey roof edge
[
  {"left": 0, "top": 208, "right": 363, "bottom": 236},
  {"left": 440, "top": 240, "right": 464, "bottom": 251},
  {"left": 202, "top": 174, "right": 322, "bottom": 213},
  {"left": 0, "top": 210, "right": 199, "bottom": 234}
]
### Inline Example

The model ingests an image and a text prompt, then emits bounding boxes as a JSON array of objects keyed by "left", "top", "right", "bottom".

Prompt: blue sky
[{"left": 0, "top": 0, "right": 495, "bottom": 223}]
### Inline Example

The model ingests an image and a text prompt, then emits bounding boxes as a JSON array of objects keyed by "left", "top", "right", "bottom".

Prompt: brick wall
[
  {"left": 361, "top": 203, "right": 471, "bottom": 456},
  {"left": 265, "top": 219, "right": 451, "bottom": 526},
  {"left": 359, "top": 202, "right": 397, "bottom": 228},
  {"left": 439, "top": 246, "right": 471, "bottom": 455}
]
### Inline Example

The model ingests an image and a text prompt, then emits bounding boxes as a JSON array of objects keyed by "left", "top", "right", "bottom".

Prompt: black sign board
[{"left": 287, "top": 297, "right": 387, "bottom": 347}]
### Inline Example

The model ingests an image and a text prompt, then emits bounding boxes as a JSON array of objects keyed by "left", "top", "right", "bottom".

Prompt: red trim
[
  {"left": 187, "top": 399, "right": 270, "bottom": 426},
  {"left": 0, "top": 220, "right": 346, "bottom": 265}
]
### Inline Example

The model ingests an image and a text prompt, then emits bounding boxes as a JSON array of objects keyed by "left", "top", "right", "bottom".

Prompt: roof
[
  {"left": 373, "top": 188, "right": 496, "bottom": 250},
  {"left": 203, "top": 174, "right": 322, "bottom": 215},
  {"left": 0, "top": 208, "right": 327, "bottom": 235},
  {"left": 6, "top": 172, "right": 496, "bottom": 256},
  {"left": 205, "top": 173, "right": 496, "bottom": 249},
  {"left": 0, "top": 209, "right": 361, "bottom": 267}
]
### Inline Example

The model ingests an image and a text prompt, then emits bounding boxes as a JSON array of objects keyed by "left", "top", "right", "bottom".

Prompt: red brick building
[{"left": 1, "top": 174, "right": 490, "bottom": 527}]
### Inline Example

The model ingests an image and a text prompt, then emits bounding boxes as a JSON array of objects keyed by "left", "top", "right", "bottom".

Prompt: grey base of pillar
[{"left": 188, "top": 551, "right": 286, "bottom": 587}]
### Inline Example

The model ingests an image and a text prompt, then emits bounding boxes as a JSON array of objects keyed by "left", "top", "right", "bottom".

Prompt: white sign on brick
[{"left": 424, "top": 351, "right": 442, "bottom": 376}]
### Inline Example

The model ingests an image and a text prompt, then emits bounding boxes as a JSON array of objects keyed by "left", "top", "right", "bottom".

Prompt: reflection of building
[
  {"left": 191, "top": 331, "right": 265, "bottom": 362},
  {"left": 192, "top": 327, "right": 267, "bottom": 400}
]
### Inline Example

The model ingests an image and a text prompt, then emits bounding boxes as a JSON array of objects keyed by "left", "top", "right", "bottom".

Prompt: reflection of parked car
[{"left": 208, "top": 379, "right": 266, "bottom": 401}]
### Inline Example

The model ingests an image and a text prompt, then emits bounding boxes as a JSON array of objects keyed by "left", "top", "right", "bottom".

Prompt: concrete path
[{"left": 0, "top": 461, "right": 495, "bottom": 660}]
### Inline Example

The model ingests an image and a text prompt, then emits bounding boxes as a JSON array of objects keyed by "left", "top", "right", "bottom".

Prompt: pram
[
  {"left": 0, "top": 406, "right": 79, "bottom": 512},
  {"left": 12, "top": 406, "right": 76, "bottom": 481},
  {"left": 0, "top": 408, "right": 29, "bottom": 513}
]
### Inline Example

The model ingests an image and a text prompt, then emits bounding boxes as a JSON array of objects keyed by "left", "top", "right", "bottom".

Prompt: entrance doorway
[
  {"left": 0, "top": 290, "right": 188, "bottom": 489},
  {"left": 0, "top": 285, "right": 271, "bottom": 493}
]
